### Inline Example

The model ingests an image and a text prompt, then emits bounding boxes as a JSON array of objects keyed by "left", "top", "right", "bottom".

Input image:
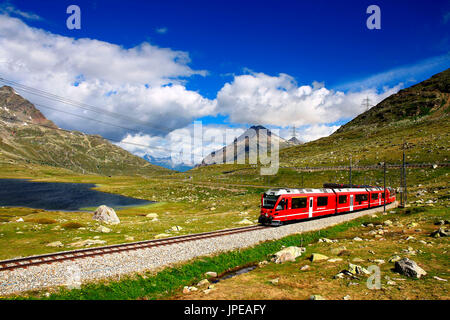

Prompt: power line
[
  {"left": 0, "top": 76, "right": 181, "bottom": 135},
  {"left": 0, "top": 115, "right": 206, "bottom": 158}
]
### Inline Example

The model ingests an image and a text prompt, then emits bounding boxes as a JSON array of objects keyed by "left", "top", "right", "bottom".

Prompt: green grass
[{"left": 13, "top": 211, "right": 383, "bottom": 300}]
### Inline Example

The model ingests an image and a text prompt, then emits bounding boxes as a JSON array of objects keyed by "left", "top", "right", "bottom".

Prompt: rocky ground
[
  {"left": 173, "top": 205, "right": 449, "bottom": 300},
  {"left": 0, "top": 203, "right": 397, "bottom": 296}
]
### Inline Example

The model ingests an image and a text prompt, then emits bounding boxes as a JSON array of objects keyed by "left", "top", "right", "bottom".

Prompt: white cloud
[
  {"left": 0, "top": 2, "right": 42, "bottom": 21},
  {"left": 337, "top": 53, "right": 450, "bottom": 91},
  {"left": 216, "top": 71, "right": 401, "bottom": 127},
  {"left": 155, "top": 27, "right": 168, "bottom": 34},
  {"left": 0, "top": 14, "right": 214, "bottom": 140},
  {"left": 118, "top": 124, "right": 245, "bottom": 165}
]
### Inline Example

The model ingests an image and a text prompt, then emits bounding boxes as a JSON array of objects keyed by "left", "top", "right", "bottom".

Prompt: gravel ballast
[{"left": 0, "top": 202, "right": 397, "bottom": 295}]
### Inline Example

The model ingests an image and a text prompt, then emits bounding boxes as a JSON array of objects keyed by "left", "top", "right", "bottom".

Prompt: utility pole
[
  {"left": 362, "top": 96, "right": 373, "bottom": 112},
  {"left": 292, "top": 125, "right": 297, "bottom": 139},
  {"left": 403, "top": 143, "right": 407, "bottom": 207},
  {"left": 383, "top": 161, "right": 386, "bottom": 213},
  {"left": 349, "top": 155, "right": 352, "bottom": 186}
]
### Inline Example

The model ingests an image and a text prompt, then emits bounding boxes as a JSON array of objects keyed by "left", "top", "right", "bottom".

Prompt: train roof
[
  {"left": 264, "top": 188, "right": 334, "bottom": 196},
  {"left": 264, "top": 187, "right": 388, "bottom": 196}
]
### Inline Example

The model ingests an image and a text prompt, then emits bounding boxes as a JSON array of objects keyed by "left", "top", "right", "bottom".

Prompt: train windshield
[{"left": 262, "top": 194, "right": 279, "bottom": 209}]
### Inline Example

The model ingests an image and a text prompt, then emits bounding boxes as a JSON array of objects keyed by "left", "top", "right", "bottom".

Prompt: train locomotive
[{"left": 258, "top": 183, "right": 396, "bottom": 226}]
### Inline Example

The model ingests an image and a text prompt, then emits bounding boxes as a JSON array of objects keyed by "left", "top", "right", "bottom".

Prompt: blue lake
[{"left": 0, "top": 179, "right": 152, "bottom": 211}]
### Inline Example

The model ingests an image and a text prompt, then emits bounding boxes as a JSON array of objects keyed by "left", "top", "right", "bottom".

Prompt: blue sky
[{"left": 0, "top": 0, "right": 449, "bottom": 162}]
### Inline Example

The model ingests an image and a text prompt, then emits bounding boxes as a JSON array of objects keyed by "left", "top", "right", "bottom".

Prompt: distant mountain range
[
  {"left": 200, "top": 124, "right": 301, "bottom": 166},
  {"left": 143, "top": 154, "right": 194, "bottom": 172},
  {"left": 0, "top": 86, "right": 171, "bottom": 176}
]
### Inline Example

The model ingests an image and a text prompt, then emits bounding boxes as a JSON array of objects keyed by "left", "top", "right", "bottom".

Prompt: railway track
[{"left": 0, "top": 224, "right": 265, "bottom": 272}]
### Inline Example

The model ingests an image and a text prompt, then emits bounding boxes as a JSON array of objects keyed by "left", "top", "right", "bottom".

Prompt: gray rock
[
  {"left": 93, "top": 205, "right": 120, "bottom": 225},
  {"left": 394, "top": 258, "right": 427, "bottom": 278},
  {"left": 430, "top": 228, "right": 449, "bottom": 238}
]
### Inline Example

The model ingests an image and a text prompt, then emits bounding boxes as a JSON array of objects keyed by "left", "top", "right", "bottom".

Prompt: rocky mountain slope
[
  {"left": 201, "top": 125, "right": 297, "bottom": 166},
  {"left": 279, "top": 68, "right": 450, "bottom": 167},
  {"left": 0, "top": 86, "right": 171, "bottom": 176},
  {"left": 337, "top": 68, "right": 450, "bottom": 133}
]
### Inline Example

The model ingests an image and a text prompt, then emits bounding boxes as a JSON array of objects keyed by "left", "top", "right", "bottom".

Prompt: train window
[
  {"left": 355, "top": 194, "right": 368, "bottom": 202},
  {"left": 317, "top": 196, "right": 328, "bottom": 207},
  {"left": 372, "top": 193, "right": 378, "bottom": 200},
  {"left": 276, "top": 199, "right": 286, "bottom": 211},
  {"left": 292, "top": 197, "right": 307, "bottom": 209},
  {"left": 338, "top": 195, "right": 347, "bottom": 204},
  {"left": 262, "top": 195, "right": 279, "bottom": 209},
  {"left": 382, "top": 193, "right": 385, "bottom": 199}
]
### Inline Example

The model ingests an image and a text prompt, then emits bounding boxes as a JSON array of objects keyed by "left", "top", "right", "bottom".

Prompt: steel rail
[{"left": 0, "top": 225, "right": 265, "bottom": 272}]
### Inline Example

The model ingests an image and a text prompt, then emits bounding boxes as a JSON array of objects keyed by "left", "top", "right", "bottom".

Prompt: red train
[{"left": 258, "top": 183, "right": 396, "bottom": 226}]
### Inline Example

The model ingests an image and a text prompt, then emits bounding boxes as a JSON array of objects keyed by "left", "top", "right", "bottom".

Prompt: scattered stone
[
  {"left": 272, "top": 246, "right": 305, "bottom": 264},
  {"left": 145, "top": 213, "right": 158, "bottom": 219},
  {"left": 394, "top": 258, "right": 427, "bottom": 278},
  {"left": 406, "top": 236, "right": 415, "bottom": 241},
  {"left": 430, "top": 228, "right": 449, "bottom": 238},
  {"left": 236, "top": 218, "right": 253, "bottom": 225},
  {"left": 197, "top": 279, "right": 210, "bottom": 287},
  {"left": 310, "top": 295, "right": 326, "bottom": 300},
  {"left": 154, "top": 233, "right": 171, "bottom": 239},
  {"left": 205, "top": 271, "right": 217, "bottom": 278},
  {"left": 318, "top": 238, "right": 336, "bottom": 243},
  {"left": 309, "top": 253, "right": 329, "bottom": 262},
  {"left": 433, "top": 276, "right": 447, "bottom": 282},
  {"left": 353, "top": 237, "right": 363, "bottom": 241},
  {"left": 95, "top": 226, "right": 111, "bottom": 233},
  {"left": 348, "top": 263, "right": 370, "bottom": 275},
  {"left": 387, "top": 280, "right": 397, "bottom": 285},
  {"left": 407, "top": 222, "right": 418, "bottom": 228},
  {"left": 328, "top": 258, "right": 343, "bottom": 263},
  {"left": 183, "top": 286, "right": 198, "bottom": 294},
  {"left": 269, "top": 278, "right": 279, "bottom": 285},
  {"left": 93, "top": 205, "right": 120, "bottom": 225},
  {"left": 300, "top": 265, "right": 310, "bottom": 271},
  {"left": 70, "top": 239, "right": 107, "bottom": 247},
  {"left": 171, "top": 226, "right": 183, "bottom": 232},
  {"left": 343, "top": 295, "right": 351, "bottom": 300},
  {"left": 352, "top": 257, "right": 364, "bottom": 263},
  {"left": 368, "top": 250, "right": 376, "bottom": 255},
  {"left": 258, "top": 260, "right": 269, "bottom": 266},
  {"left": 46, "top": 241, "right": 63, "bottom": 247},
  {"left": 384, "top": 220, "right": 393, "bottom": 226},
  {"left": 15, "top": 218, "right": 24, "bottom": 222},
  {"left": 125, "top": 236, "right": 134, "bottom": 241},
  {"left": 331, "top": 246, "right": 347, "bottom": 255}
]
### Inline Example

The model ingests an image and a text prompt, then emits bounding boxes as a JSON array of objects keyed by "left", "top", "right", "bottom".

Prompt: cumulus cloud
[
  {"left": 216, "top": 71, "right": 401, "bottom": 127},
  {"left": 0, "top": 13, "right": 413, "bottom": 164},
  {"left": 0, "top": 14, "right": 214, "bottom": 140},
  {"left": 118, "top": 124, "right": 245, "bottom": 165}
]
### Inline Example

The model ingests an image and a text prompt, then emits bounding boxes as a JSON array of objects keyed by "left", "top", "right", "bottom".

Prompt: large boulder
[
  {"left": 394, "top": 258, "right": 427, "bottom": 278},
  {"left": 272, "top": 246, "right": 305, "bottom": 264},
  {"left": 93, "top": 205, "right": 120, "bottom": 225}
]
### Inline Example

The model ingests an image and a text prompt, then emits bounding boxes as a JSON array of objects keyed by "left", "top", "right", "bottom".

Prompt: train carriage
[
  {"left": 333, "top": 188, "right": 363, "bottom": 213},
  {"left": 260, "top": 188, "right": 335, "bottom": 225},
  {"left": 367, "top": 187, "right": 384, "bottom": 208},
  {"left": 259, "top": 184, "right": 396, "bottom": 226}
]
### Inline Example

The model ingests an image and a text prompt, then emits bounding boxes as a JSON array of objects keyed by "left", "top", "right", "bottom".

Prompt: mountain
[
  {"left": 337, "top": 68, "right": 450, "bottom": 133},
  {"left": 0, "top": 86, "right": 172, "bottom": 176},
  {"left": 201, "top": 125, "right": 296, "bottom": 166},
  {"left": 279, "top": 68, "right": 450, "bottom": 167},
  {"left": 143, "top": 154, "right": 194, "bottom": 172},
  {"left": 288, "top": 136, "right": 303, "bottom": 145}
]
